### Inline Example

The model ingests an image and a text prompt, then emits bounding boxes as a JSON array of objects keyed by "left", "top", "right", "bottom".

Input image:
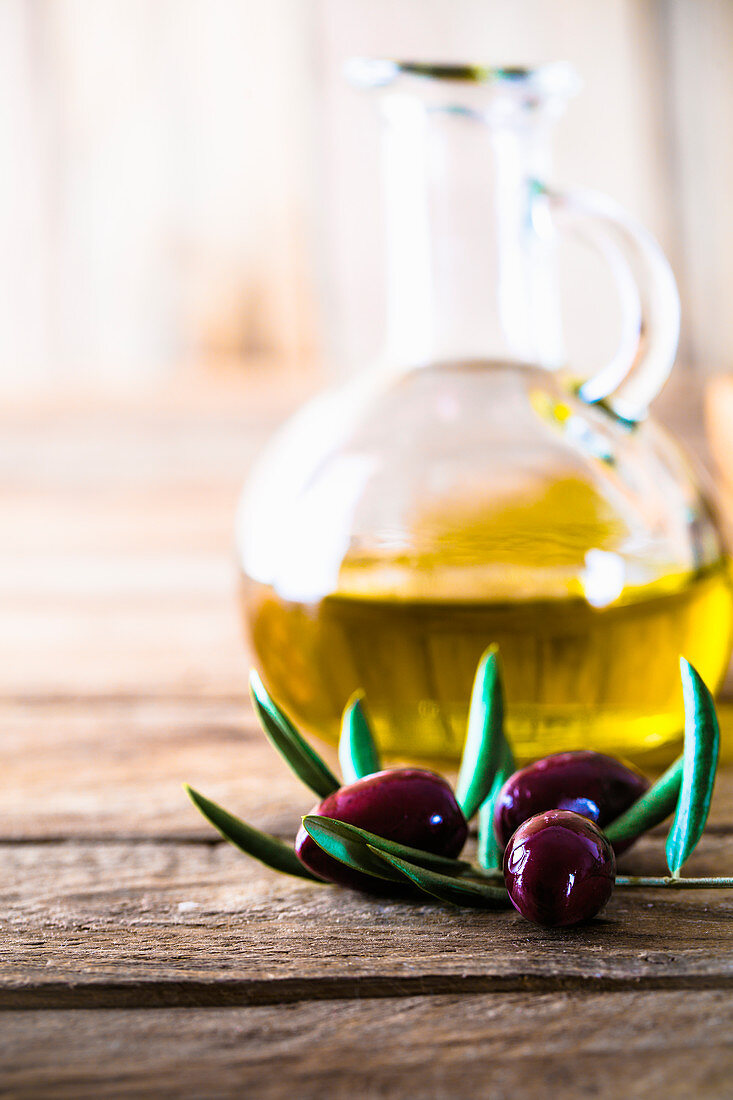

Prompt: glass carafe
[{"left": 237, "top": 61, "right": 732, "bottom": 763}]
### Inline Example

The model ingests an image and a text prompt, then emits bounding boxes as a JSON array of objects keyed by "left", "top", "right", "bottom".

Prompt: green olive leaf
[
  {"left": 665, "top": 658, "right": 721, "bottom": 878},
  {"left": 455, "top": 645, "right": 506, "bottom": 821},
  {"left": 338, "top": 691, "right": 381, "bottom": 782},
  {"left": 368, "top": 847, "right": 510, "bottom": 909},
  {"left": 604, "top": 755, "right": 683, "bottom": 846},
  {"left": 477, "top": 739, "right": 516, "bottom": 871},
  {"left": 301, "top": 815, "right": 404, "bottom": 882},
  {"left": 302, "top": 815, "right": 474, "bottom": 883},
  {"left": 185, "top": 785, "right": 322, "bottom": 881},
  {"left": 250, "top": 670, "right": 340, "bottom": 799}
]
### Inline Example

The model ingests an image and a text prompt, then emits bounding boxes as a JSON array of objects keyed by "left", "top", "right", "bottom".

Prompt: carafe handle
[{"left": 535, "top": 183, "right": 680, "bottom": 424}]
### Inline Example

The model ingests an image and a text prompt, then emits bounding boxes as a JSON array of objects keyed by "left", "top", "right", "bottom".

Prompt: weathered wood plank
[
  {"left": 0, "top": 595, "right": 254, "bottom": 698},
  {"left": 0, "top": 382, "right": 290, "bottom": 700},
  {"left": 1, "top": 992, "right": 732, "bottom": 1100},
  {"left": 1, "top": 838, "right": 732, "bottom": 1009},
  {"left": 2, "top": 698, "right": 733, "bottom": 838},
  {"left": 0, "top": 699, "right": 314, "bottom": 840},
  {"left": 2, "top": 698, "right": 733, "bottom": 840}
]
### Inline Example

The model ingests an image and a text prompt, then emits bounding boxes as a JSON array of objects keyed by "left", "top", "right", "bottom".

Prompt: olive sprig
[
  {"left": 185, "top": 648, "right": 513, "bottom": 896},
  {"left": 186, "top": 651, "right": 730, "bottom": 907}
]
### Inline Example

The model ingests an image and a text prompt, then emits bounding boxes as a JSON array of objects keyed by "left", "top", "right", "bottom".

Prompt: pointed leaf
[
  {"left": 368, "top": 847, "right": 510, "bottom": 909},
  {"left": 666, "top": 658, "right": 720, "bottom": 877},
  {"left": 477, "top": 739, "right": 516, "bottom": 871},
  {"left": 604, "top": 755, "right": 683, "bottom": 846},
  {"left": 301, "top": 815, "right": 403, "bottom": 882},
  {"left": 338, "top": 692, "right": 381, "bottom": 782},
  {"left": 250, "top": 670, "right": 340, "bottom": 798},
  {"left": 302, "top": 815, "right": 474, "bottom": 884},
  {"left": 185, "top": 785, "right": 322, "bottom": 881},
  {"left": 455, "top": 645, "right": 505, "bottom": 820}
]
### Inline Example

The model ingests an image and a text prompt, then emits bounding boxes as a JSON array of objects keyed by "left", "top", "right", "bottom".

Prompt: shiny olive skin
[
  {"left": 295, "top": 768, "right": 468, "bottom": 892},
  {"left": 493, "top": 751, "right": 649, "bottom": 856},
  {"left": 503, "top": 810, "right": 616, "bottom": 927}
]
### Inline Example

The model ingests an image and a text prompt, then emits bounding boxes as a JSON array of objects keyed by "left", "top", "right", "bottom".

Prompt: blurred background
[{"left": 2, "top": 0, "right": 733, "bottom": 394}]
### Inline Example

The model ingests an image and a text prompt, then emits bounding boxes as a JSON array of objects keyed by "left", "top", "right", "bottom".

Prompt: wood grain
[
  {"left": 2, "top": 992, "right": 732, "bottom": 1100},
  {"left": 2, "top": 697, "right": 733, "bottom": 840},
  {"left": 1, "top": 835, "right": 732, "bottom": 1010},
  {"left": 0, "top": 698, "right": 333, "bottom": 840}
]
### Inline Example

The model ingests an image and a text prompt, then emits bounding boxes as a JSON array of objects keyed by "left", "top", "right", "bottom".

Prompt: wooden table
[{"left": 2, "top": 375, "right": 733, "bottom": 1099}]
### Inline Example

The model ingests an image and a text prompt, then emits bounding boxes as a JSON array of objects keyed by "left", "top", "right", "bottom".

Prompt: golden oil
[{"left": 242, "top": 478, "right": 733, "bottom": 763}]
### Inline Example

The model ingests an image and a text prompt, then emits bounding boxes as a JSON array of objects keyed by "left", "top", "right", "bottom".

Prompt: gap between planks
[{"left": 5, "top": 971, "right": 733, "bottom": 1012}]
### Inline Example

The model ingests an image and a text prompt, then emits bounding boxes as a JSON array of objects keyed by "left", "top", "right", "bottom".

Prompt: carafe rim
[{"left": 345, "top": 58, "right": 581, "bottom": 100}]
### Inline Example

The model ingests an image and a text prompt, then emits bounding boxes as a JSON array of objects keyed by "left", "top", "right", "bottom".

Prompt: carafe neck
[{"left": 353, "top": 63, "right": 577, "bottom": 370}]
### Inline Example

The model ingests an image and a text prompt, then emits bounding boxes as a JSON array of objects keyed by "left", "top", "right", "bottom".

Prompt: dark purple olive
[
  {"left": 503, "top": 810, "right": 616, "bottom": 927},
  {"left": 493, "top": 750, "right": 649, "bottom": 856},
  {"left": 295, "top": 768, "right": 468, "bottom": 892}
]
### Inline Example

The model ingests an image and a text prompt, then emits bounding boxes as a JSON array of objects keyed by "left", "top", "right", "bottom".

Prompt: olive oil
[
  {"left": 241, "top": 438, "right": 733, "bottom": 764},
  {"left": 244, "top": 557, "right": 732, "bottom": 764}
]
